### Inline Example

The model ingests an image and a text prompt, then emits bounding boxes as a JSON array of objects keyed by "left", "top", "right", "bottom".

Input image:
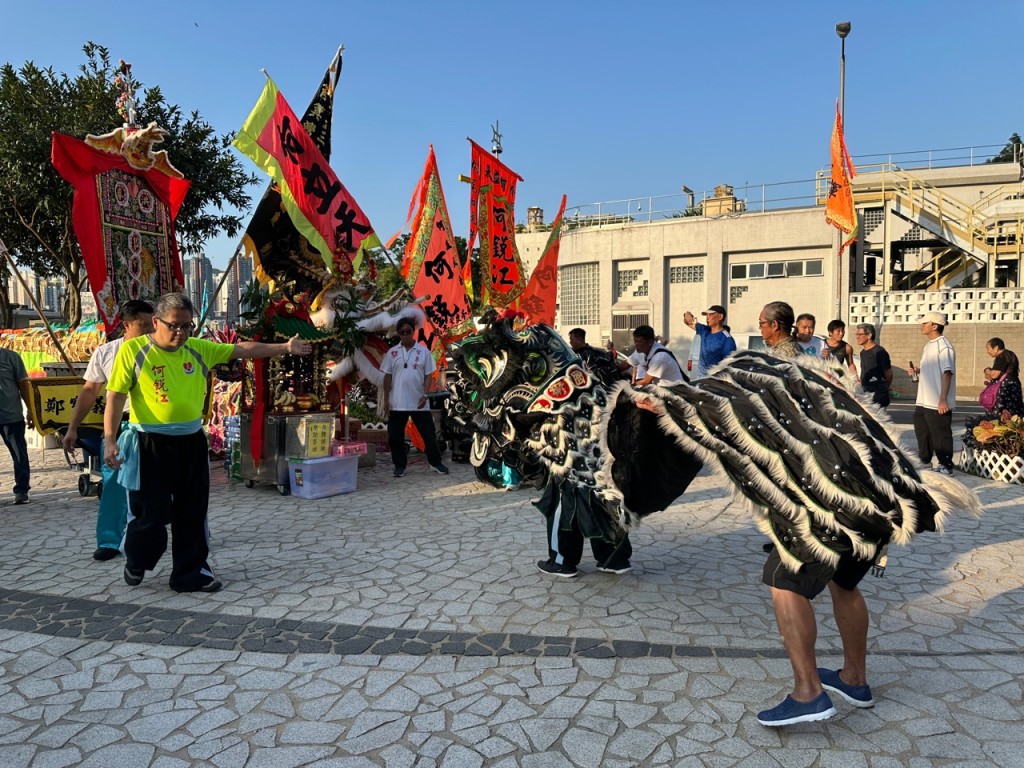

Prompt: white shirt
[
  {"left": 85, "top": 338, "right": 130, "bottom": 414},
  {"left": 645, "top": 342, "right": 686, "bottom": 386},
  {"left": 380, "top": 342, "right": 436, "bottom": 411},
  {"left": 84, "top": 337, "right": 124, "bottom": 383},
  {"left": 916, "top": 335, "right": 956, "bottom": 411},
  {"left": 797, "top": 336, "right": 825, "bottom": 357},
  {"left": 628, "top": 350, "right": 647, "bottom": 382}
]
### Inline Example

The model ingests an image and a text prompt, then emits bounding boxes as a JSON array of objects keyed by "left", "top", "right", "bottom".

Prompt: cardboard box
[
  {"left": 284, "top": 414, "right": 335, "bottom": 459},
  {"left": 288, "top": 456, "right": 357, "bottom": 499}
]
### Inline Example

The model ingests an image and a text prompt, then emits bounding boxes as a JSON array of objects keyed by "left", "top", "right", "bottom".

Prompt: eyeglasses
[
  {"left": 397, "top": 329, "right": 414, "bottom": 336},
  {"left": 757, "top": 320, "right": 773, "bottom": 327},
  {"left": 155, "top": 317, "right": 195, "bottom": 333}
]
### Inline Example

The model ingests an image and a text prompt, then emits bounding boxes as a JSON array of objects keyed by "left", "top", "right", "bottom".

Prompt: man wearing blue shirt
[{"left": 683, "top": 305, "right": 737, "bottom": 378}]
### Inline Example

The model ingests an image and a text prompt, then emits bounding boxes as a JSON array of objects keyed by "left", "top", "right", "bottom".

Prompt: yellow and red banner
[
  {"left": 401, "top": 147, "right": 474, "bottom": 356},
  {"left": 825, "top": 102, "right": 858, "bottom": 254},
  {"left": 518, "top": 195, "right": 566, "bottom": 327},
  {"left": 234, "top": 77, "right": 380, "bottom": 275},
  {"left": 468, "top": 140, "right": 526, "bottom": 308}
]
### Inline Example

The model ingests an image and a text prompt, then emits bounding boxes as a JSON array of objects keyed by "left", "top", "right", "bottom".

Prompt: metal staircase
[{"left": 855, "top": 164, "right": 1024, "bottom": 289}]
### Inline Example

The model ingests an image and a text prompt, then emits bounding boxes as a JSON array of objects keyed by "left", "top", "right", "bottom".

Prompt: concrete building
[
  {"left": 184, "top": 255, "right": 214, "bottom": 316},
  {"left": 225, "top": 248, "right": 254, "bottom": 327},
  {"left": 515, "top": 145, "right": 1024, "bottom": 398}
]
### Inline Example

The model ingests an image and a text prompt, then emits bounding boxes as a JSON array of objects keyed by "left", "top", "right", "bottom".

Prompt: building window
[
  {"left": 633, "top": 280, "right": 649, "bottom": 297},
  {"left": 560, "top": 263, "right": 600, "bottom": 325},
  {"left": 670, "top": 265, "right": 705, "bottom": 284},
  {"left": 731, "top": 259, "right": 825, "bottom": 280},
  {"left": 616, "top": 268, "right": 643, "bottom": 297}
]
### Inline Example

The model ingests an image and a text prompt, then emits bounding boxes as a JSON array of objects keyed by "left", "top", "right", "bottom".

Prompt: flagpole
[{"left": 0, "top": 237, "right": 78, "bottom": 374}]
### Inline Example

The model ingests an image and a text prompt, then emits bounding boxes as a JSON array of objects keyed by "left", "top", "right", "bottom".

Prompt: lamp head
[{"left": 835, "top": 21, "right": 851, "bottom": 39}]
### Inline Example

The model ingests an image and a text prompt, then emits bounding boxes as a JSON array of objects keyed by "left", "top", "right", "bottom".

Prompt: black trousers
[
  {"left": 913, "top": 406, "right": 954, "bottom": 470},
  {"left": 545, "top": 493, "right": 633, "bottom": 570},
  {"left": 388, "top": 410, "right": 442, "bottom": 471},
  {"left": 126, "top": 430, "right": 216, "bottom": 591}
]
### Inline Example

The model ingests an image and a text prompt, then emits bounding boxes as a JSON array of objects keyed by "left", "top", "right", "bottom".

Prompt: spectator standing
[
  {"left": 683, "top": 304, "right": 737, "bottom": 377},
  {"left": 104, "top": 292, "right": 313, "bottom": 593},
  {"left": 794, "top": 314, "right": 824, "bottom": 357},
  {"left": 907, "top": 312, "right": 956, "bottom": 475},
  {"left": 380, "top": 316, "right": 449, "bottom": 478},
  {"left": 0, "top": 346, "right": 32, "bottom": 504},
  {"left": 63, "top": 300, "right": 154, "bottom": 560},
  {"left": 822, "top": 320, "right": 859, "bottom": 379},
  {"left": 982, "top": 337, "right": 1023, "bottom": 418},
  {"left": 854, "top": 324, "right": 893, "bottom": 409}
]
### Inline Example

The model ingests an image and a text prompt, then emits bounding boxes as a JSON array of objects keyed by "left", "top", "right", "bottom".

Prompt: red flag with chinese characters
[
  {"left": 468, "top": 140, "right": 526, "bottom": 308},
  {"left": 518, "top": 196, "right": 566, "bottom": 327},
  {"left": 825, "top": 102, "right": 858, "bottom": 254},
  {"left": 234, "top": 77, "right": 381, "bottom": 275},
  {"left": 401, "top": 147, "right": 474, "bottom": 358}
]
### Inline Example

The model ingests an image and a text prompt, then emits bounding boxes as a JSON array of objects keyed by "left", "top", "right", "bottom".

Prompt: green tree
[
  {"left": 0, "top": 43, "right": 258, "bottom": 326},
  {"left": 986, "top": 133, "right": 1022, "bottom": 164}
]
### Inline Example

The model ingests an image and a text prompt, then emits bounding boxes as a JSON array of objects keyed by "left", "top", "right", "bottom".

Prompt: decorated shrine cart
[{"left": 237, "top": 316, "right": 338, "bottom": 495}]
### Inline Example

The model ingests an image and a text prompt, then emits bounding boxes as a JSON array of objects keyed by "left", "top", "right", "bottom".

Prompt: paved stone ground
[{"left": 0, "top": 437, "right": 1022, "bottom": 768}]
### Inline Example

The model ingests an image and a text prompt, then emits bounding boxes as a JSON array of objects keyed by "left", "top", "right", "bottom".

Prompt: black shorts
[{"left": 762, "top": 546, "right": 875, "bottom": 599}]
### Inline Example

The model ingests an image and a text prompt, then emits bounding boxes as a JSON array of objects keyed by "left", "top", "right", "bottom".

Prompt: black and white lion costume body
[{"left": 445, "top": 317, "right": 981, "bottom": 573}]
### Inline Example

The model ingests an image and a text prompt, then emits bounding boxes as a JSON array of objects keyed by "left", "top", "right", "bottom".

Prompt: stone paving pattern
[{"left": 0, "top": 437, "right": 1022, "bottom": 767}]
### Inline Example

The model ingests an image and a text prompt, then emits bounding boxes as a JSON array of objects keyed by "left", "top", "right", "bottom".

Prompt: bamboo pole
[{"left": 0, "top": 237, "right": 77, "bottom": 374}]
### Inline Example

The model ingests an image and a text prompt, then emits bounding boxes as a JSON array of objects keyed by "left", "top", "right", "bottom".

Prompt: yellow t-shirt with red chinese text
[{"left": 108, "top": 336, "right": 233, "bottom": 424}]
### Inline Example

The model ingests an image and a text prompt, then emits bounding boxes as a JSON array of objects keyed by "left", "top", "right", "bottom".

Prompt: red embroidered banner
[
  {"left": 234, "top": 78, "right": 380, "bottom": 274},
  {"left": 518, "top": 195, "right": 566, "bottom": 327},
  {"left": 467, "top": 140, "right": 526, "bottom": 308},
  {"left": 401, "top": 147, "right": 474, "bottom": 357},
  {"left": 51, "top": 131, "right": 188, "bottom": 332}
]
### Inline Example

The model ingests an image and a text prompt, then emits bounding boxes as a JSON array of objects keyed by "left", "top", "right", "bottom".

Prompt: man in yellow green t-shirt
[{"left": 104, "top": 292, "right": 312, "bottom": 594}]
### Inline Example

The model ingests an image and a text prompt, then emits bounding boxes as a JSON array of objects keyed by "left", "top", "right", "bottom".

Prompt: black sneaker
[
  {"left": 432, "top": 464, "right": 450, "bottom": 475},
  {"left": 536, "top": 560, "right": 579, "bottom": 578},
  {"left": 172, "top": 580, "right": 223, "bottom": 594},
  {"left": 123, "top": 566, "right": 144, "bottom": 586},
  {"left": 93, "top": 547, "right": 120, "bottom": 561},
  {"left": 393, "top": 469, "right": 405, "bottom": 478},
  {"left": 13, "top": 493, "right": 28, "bottom": 505},
  {"left": 596, "top": 563, "right": 633, "bottom": 574}
]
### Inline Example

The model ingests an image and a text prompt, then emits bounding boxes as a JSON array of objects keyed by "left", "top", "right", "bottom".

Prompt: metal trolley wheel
[
  {"left": 276, "top": 484, "right": 289, "bottom": 496},
  {"left": 78, "top": 474, "right": 92, "bottom": 497},
  {"left": 244, "top": 479, "right": 256, "bottom": 489}
]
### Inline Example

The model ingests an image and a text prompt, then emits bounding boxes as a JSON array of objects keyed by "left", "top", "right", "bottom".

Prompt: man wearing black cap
[{"left": 683, "top": 304, "right": 736, "bottom": 378}]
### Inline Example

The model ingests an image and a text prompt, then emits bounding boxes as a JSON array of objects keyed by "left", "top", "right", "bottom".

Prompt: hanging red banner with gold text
[{"left": 468, "top": 140, "right": 526, "bottom": 308}]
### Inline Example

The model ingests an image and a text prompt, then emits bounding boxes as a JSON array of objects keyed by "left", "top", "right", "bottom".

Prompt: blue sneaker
[
  {"left": 818, "top": 668, "right": 874, "bottom": 708},
  {"left": 757, "top": 692, "right": 836, "bottom": 726}
]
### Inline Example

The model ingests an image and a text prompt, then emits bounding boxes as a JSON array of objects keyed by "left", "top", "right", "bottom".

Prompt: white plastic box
[{"left": 288, "top": 456, "right": 357, "bottom": 499}]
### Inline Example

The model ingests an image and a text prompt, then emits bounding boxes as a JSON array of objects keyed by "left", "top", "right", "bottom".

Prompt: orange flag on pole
[
  {"left": 825, "top": 102, "right": 858, "bottom": 254},
  {"left": 518, "top": 196, "right": 566, "bottom": 327}
]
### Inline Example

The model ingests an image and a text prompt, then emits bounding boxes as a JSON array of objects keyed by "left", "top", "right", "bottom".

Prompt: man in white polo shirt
[{"left": 908, "top": 311, "right": 956, "bottom": 474}]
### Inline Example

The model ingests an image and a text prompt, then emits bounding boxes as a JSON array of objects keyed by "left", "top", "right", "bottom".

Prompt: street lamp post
[{"left": 836, "top": 22, "right": 850, "bottom": 126}]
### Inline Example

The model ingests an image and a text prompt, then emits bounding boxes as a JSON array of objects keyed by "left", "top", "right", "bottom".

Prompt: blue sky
[{"left": 4, "top": 0, "right": 1023, "bottom": 269}]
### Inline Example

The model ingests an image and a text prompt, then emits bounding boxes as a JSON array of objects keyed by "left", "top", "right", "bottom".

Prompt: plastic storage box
[{"left": 288, "top": 456, "right": 357, "bottom": 499}]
